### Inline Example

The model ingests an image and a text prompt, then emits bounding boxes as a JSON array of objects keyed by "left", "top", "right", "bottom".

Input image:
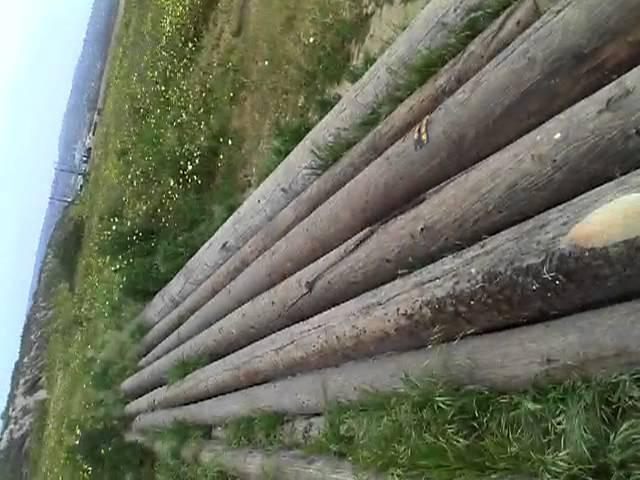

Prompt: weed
[
  {"left": 255, "top": 91, "right": 343, "bottom": 183},
  {"left": 53, "top": 215, "right": 85, "bottom": 290},
  {"left": 344, "top": 51, "right": 378, "bottom": 83},
  {"left": 67, "top": 418, "right": 149, "bottom": 478},
  {"left": 89, "top": 323, "right": 141, "bottom": 393}
]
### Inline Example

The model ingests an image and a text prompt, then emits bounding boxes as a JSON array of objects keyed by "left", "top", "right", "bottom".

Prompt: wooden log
[
  {"left": 136, "top": 436, "right": 529, "bottom": 480},
  {"left": 128, "top": 433, "right": 387, "bottom": 480},
  {"left": 125, "top": 170, "right": 640, "bottom": 414},
  {"left": 135, "top": 0, "right": 542, "bottom": 358},
  {"left": 206, "top": 450, "right": 529, "bottom": 480},
  {"left": 198, "top": 442, "right": 387, "bottom": 480},
  {"left": 136, "top": 0, "right": 493, "bottom": 328},
  {"left": 131, "top": 299, "right": 640, "bottom": 428},
  {"left": 139, "top": 0, "right": 640, "bottom": 365},
  {"left": 126, "top": 63, "right": 640, "bottom": 398}
]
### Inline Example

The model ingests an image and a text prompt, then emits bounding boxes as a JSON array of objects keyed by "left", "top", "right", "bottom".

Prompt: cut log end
[{"left": 564, "top": 193, "right": 640, "bottom": 248}]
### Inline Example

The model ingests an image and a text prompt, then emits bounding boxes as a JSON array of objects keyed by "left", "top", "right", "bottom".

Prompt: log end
[{"left": 563, "top": 193, "right": 640, "bottom": 248}]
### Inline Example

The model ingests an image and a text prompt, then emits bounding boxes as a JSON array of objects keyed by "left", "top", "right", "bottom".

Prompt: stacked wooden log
[
  {"left": 135, "top": 0, "right": 496, "bottom": 329},
  {"left": 135, "top": 0, "right": 541, "bottom": 358},
  {"left": 123, "top": 0, "right": 640, "bottom": 477}
]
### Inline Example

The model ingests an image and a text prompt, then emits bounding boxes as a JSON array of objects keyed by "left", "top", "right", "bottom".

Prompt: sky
[{"left": 0, "top": 1, "right": 94, "bottom": 412}]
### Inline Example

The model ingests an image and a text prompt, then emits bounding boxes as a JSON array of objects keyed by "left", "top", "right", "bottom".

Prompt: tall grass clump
[
  {"left": 224, "top": 412, "right": 288, "bottom": 449},
  {"left": 312, "top": 372, "right": 640, "bottom": 479}
]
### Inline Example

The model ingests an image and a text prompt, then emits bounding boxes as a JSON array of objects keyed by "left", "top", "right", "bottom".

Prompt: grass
[
  {"left": 166, "top": 355, "right": 210, "bottom": 385},
  {"left": 313, "top": 0, "right": 518, "bottom": 171},
  {"left": 151, "top": 422, "right": 210, "bottom": 458},
  {"left": 154, "top": 456, "right": 236, "bottom": 480},
  {"left": 152, "top": 423, "right": 236, "bottom": 480},
  {"left": 27, "top": 0, "right": 401, "bottom": 478},
  {"left": 224, "top": 412, "right": 288, "bottom": 449},
  {"left": 222, "top": 372, "right": 640, "bottom": 479}
]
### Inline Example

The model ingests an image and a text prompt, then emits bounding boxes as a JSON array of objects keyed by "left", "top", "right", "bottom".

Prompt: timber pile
[
  {"left": 130, "top": 429, "right": 530, "bottom": 479},
  {"left": 136, "top": 0, "right": 495, "bottom": 328},
  {"left": 128, "top": 432, "right": 387, "bottom": 480},
  {"left": 123, "top": 0, "right": 640, "bottom": 477},
  {"left": 135, "top": 0, "right": 541, "bottom": 358}
]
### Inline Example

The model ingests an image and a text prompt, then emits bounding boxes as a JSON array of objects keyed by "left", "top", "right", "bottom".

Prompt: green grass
[
  {"left": 252, "top": 90, "right": 343, "bottom": 183},
  {"left": 313, "top": 0, "right": 518, "bottom": 171},
  {"left": 151, "top": 423, "right": 236, "bottom": 479},
  {"left": 224, "top": 412, "right": 288, "bottom": 449},
  {"left": 166, "top": 355, "right": 210, "bottom": 385},
  {"left": 223, "top": 372, "right": 640, "bottom": 479},
  {"left": 155, "top": 456, "right": 236, "bottom": 480},
  {"left": 254, "top": 117, "right": 315, "bottom": 184},
  {"left": 90, "top": 0, "right": 247, "bottom": 300},
  {"left": 249, "top": 1, "right": 378, "bottom": 184},
  {"left": 151, "top": 422, "right": 210, "bottom": 457}
]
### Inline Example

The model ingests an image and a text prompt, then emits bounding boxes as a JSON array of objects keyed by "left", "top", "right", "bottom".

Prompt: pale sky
[{"left": 0, "top": 0, "right": 94, "bottom": 412}]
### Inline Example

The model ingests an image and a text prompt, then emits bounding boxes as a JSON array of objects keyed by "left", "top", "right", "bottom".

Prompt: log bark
[
  {"left": 125, "top": 169, "right": 640, "bottom": 414},
  {"left": 136, "top": 0, "right": 542, "bottom": 357},
  {"left": 197, "top": 442, "right": 387, "bottom": 480},
  {"left": 127, "top": 64, "right": 640, "bottom": 398},
  {"left": 131, "top": 299, "right": 640, "bottom": 428},
  {"left": 140, "top": 0, "right": 640, "bottom": 365},
  {"left": 136, "top": 0, "right": 492, "bottom": 328},
  {"left": 127, "top": 230, "right": 377, "bottom": 395}
]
